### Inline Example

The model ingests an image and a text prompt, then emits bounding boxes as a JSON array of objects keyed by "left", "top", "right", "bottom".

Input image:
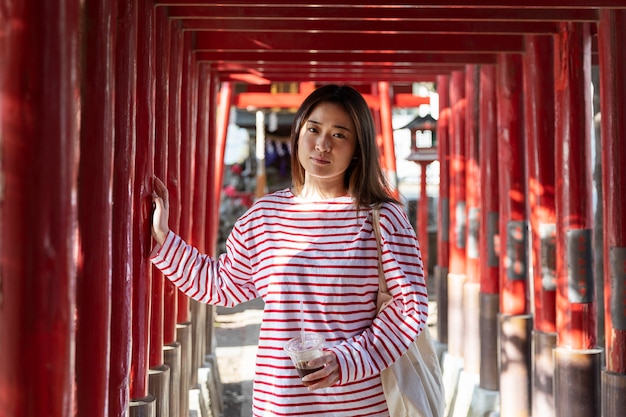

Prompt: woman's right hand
[{"left": 152, "top": 176, "right": 170, "bottom": 245}]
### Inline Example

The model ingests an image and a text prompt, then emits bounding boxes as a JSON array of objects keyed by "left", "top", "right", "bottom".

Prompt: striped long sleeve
[{"left": 150, "top": 189, "right": 428, "bottom": 417}]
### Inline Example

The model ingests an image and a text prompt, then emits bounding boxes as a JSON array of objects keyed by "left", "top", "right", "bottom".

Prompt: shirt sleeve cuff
[
  {"left": 149, "top": 230, "right": 174, "bottom": 260},
  {"left": 328, "top": 345, "right": 350, "bottom": 385}
]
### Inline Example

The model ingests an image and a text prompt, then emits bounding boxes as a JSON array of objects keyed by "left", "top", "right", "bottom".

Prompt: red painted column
[
  {"left": 478, "top": 66, "right": 500, "bottom": 298},
  {"left": 524, "top": 34, "right": 557, "bottom": 417},
  {"left": 553, "top": 22, "right": 601, "bottom": 417},
  {"left": 192, "top": 67, "right": 210, "bottom": 355},
  {"left": 0, "top": 2, "right": 80, "bottom": 417},
  {"left": 464, "top": 65, "right": 481, "bottom": 288},
  {"left": 201, "top": 72, "right": 220, "bottom": 402},
  {"left": 178, "top": 30, "right": 197, "bottom": 325},
  {"left": 496, "top": 53, "right": 531, "bottom": 417},
  {"left": 447, "top": 70, "right": 466, "bottom": 358},
  {"left": 435, "top": 75, "right": 451, "bottom": 345},
  {"left": 163, "top": 21, "right": 191, "bottom": 415},
  {"left": 181, "top": 31, "right": 207, "bottom": 389},
  {"left": 378, "top": 81, "right": 399, "bottom": 199},
  {"left": 110, "top": 0, "right": 137, "bottom": 414},
  {"left": 210, "top": 82, "right": 233, "bottom": 256},
  {"left": 497, "top": 53, "right": 528, "bottom": 317},
  {"left": 76, "top": 1, "right": 116, "bottom": 416},
  {"left": 463, "top": 64, "right": 481, "bottom": 374},
  {"left": 131, "top": 0, "right": 156, "bottom": 404},
  {"left": 448, "top": 71, "right": 466, "bottom": 277},
  {"left": 525, "top": 36, "right": 557, "bottom": 335},
  {"left": 193, "top": 67, "right": 209, "bottom": 259},
  {"left": 417, "top": 161, "right": 430, "bottom": 278},
  {"left": 478, "top": 64, "right": 500, "bottom": 391},
  {"left": 150, "top": 4, "right": 170, "bottom": 370},
  {"left": 598, "top": 10, "right": 626, "bottom": 417},
  {"left": 165, "top": 20, "right": 184, "bottom": 347},
  {"left": 554, "top": 22, "right": 596, "bottom": 351}
]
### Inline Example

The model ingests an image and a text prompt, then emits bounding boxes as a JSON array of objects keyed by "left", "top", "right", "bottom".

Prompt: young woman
[{"left": 151, "top": 84, "right": 429, "bottom": 416}]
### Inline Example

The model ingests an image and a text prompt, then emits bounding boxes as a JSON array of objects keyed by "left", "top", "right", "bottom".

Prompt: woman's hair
[{"left": 290, "top": 84, "right": 399, "bottom": 208}]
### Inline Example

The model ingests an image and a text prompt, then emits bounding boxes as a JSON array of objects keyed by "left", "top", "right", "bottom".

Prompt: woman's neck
[{"left": 297, "top": 183, "right": 349, "bottom": 201}]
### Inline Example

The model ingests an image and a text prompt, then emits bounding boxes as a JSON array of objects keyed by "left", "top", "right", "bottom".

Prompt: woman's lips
[{"left": 310, "top": 157, "right": 330, "bottom": 165}]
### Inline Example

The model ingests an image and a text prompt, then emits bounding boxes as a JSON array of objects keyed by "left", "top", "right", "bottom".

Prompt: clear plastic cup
[{"left": 284, "top": 333, "right": 325, "bottom": 386}]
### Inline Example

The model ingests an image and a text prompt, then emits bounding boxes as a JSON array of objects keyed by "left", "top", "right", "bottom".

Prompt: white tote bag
[{"left": 373, "top": 207, "right": 445, "bottom": 417}]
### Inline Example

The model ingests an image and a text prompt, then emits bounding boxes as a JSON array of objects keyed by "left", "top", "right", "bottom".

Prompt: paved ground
[{"left": 215, "top": 298, "right": 265, "bottom": 417}]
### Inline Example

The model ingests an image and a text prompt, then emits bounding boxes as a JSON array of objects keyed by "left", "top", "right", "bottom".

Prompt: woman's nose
[{"left": 315, "top": 134, "right": 331, "bottom": 152}]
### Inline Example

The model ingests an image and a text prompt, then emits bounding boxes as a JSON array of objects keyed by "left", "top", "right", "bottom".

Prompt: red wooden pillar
[
  {"left": 478, "top": 64, "right": 500, "bottom": 391},
  {"left": 178, "top": 28, "right": 195, "bottom": 358},
  {"left": 180, "top": 30, "right": 206, "bottom": 391},
  {"left": 524, "top": 34, "right": 558, "bottom": 417},
  {"left": 165, "top": 19, "right": 183, "bottom": 348},
  {"left": 210, "top": 81, "right": 233, "bottom": 255},
  {"left": 553, "top": 22, "right": 601, "bottom": 417},
  {"left": 417, "top": 161, "right": 430, "bottom": 278},
  {"left": 110, "top": 0, "right": 137, "bottom": 415},
  {"left": 76, "top": 1, "right": 116, "bottom": 416},
  {"left": 496, "top": 53, "right": 531, "bottom": 417},
  {"left": 378, "top": 82, "right": 399, "bottom": 199},
  {"left": 598, "top": 9, "right": 626, "bottom": 417},
  {"left": 435, "top": 74, "right": 450, "bottom": 345},
  {"left": 448, "top": 70, "right": 466, "bottom": 358},
  {"left": 162, "top": 17, "right": 195, "bottom": 416},
  {"left": 149, "top": 6, "right": 171, "bottom": 417},
  {"left": 202, "top": 73, "right": 222, "bottom": 395},
  {"left": 179, "top": 30, "right": 197, "bottom": 326},
  {"left": 0, "top": 2, "right": 80, "bottom": 416},
  {"left": 463, "top": 65, "right": 481, "bottom": 374},
  {"left": 193, "top": 66, "right": 210, "bottom": 362},
  {"left": 130, "top": 0, "right": 156, "bottom": 414}
]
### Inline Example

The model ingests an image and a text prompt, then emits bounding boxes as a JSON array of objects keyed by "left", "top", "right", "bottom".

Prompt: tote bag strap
[{"left": 372, "top": 204, "right": 389, "bottom": 294}]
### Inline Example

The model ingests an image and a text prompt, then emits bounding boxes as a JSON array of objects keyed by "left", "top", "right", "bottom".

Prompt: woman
[{"left": 151, "top": 84, "right": 429, "bottom": 416}]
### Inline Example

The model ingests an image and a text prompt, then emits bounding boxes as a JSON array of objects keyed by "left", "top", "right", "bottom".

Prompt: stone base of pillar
[
  {"left": 499, "top": 313, "right": 532, "bottom": 417},
  {"left": 554, "top": 347, "right": 602, "bottom": 417},
  {"left": 176, "top": 321, "right": 192, "bottom": 417},
  {"left": 532, "top": 330, "right": 557, "bottom": 417},
  {"left": 129, "top": 395, "right": 156, "bottom": 417},
  {"left": 602, "top": 369, "right": 626, "bottom": 417},
  {"left": 163, "top": 342, "right": 181, "bottom": 417},
  {"left": 479, "top": 292, "right": 500, "bottom": 391},
  {"left": 148, "top": 364, "right": 170, "bottom": 417}
]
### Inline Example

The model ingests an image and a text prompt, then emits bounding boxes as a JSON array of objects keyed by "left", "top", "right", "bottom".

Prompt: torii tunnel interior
[{"left": 1, "top": 2, "right": 626, "bottom": 417}]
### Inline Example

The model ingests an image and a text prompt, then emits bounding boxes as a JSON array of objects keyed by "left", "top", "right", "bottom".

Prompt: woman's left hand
[{"left": 302, "top": 351, "right": 341, "bottom": 390}]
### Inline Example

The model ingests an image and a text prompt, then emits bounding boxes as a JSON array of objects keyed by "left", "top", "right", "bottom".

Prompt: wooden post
[
  {"left": 378, "top": 81, "right": 399, "bottom": 199},
  {"left": 554, "top": 22, "right": 601, "bottom": 417},
  {"left": 0, "top": 1, "right": 80, "bottom": 416},
  {"left": 436, "top": 75, "right": 451, "bottom": 345},
  {"left": 448, "top": 70, "right": 467, "bottom": 358},
  {"left": 130, "top": 0, "right": 157, "bottom": 413},
  {"left": 524, "top": 34, "right": 557, "bottom": 417},
  {"left": 463, "top": 64, "right": 481, "bottom": 375},
  {"left": 598, "top": 9, "right": 626, "bottom": 417},
  {"left": 497, "top": 53, "right": 531, "bottom": 417},
  {"left": 77, "top": 1, "right": 116, "bottom": 416},
  {"left": 110, "top": 0, "right": 138, "bottom": 414},
  {"left": 478, "top": 64, "right": 500, "bottom": 391}
]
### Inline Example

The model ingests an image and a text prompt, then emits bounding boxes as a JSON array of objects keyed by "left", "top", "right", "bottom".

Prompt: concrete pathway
[{"left": 215, "top": 298, "right": 264, "bottom": 417}]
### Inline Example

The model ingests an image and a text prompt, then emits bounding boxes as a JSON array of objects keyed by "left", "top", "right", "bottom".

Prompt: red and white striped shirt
[{"left": 151, "top": 189, "right": 428, "bottom": 417}]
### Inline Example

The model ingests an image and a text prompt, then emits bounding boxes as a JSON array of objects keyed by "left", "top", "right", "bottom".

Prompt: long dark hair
[{"left": 290, "top": 84, "right": 399, "bottom": 208}]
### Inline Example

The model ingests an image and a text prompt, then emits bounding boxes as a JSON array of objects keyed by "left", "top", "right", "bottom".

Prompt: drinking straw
[{"left": 300, "top": 300, "right": 306, "bottom": 345}]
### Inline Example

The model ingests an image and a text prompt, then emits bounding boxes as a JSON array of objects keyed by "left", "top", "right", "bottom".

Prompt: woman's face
[{"left": 297, "top": 102, "right": 357, "bottom": 188}]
